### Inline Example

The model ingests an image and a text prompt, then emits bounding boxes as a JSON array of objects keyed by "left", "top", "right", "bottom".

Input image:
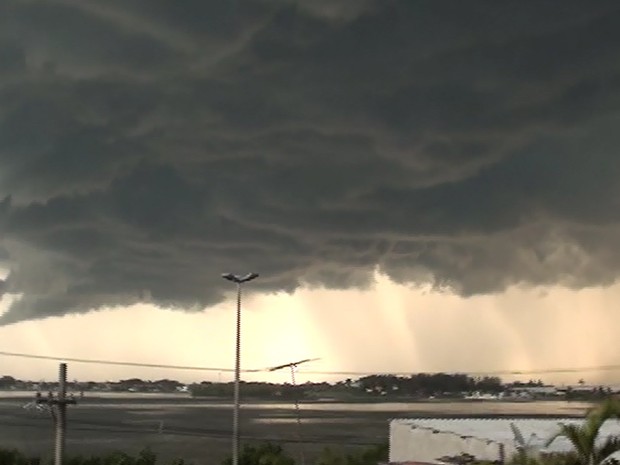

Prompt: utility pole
[{"left": 36, "top": 363, "right": 76, "bottom": 465}]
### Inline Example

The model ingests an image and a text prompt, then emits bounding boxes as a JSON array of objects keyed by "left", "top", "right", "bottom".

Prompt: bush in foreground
[
  {"left": 221, "top": 443, "right": 295, "bottom": 465},
  {"left": 0, "top": 448, "right": 40, "bottom": 465},
  {"left": 0, "top": 442, "right": 387, "bottom": 465},
  {"left": 0, "top": 448, "right": 188, "bottom": 465}
]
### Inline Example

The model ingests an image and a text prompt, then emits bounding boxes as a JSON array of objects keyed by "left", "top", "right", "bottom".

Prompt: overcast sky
[{"left": 1, "top": 1, "right": 620, "bottom": 383}]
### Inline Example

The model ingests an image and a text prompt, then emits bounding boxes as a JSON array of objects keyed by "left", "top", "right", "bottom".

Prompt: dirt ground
[
  {"left": 1, "top": 398, "right": 388, "bottom": 464},
  {"left": 0, "top": 397, "right": 591, "bottom": 465}
]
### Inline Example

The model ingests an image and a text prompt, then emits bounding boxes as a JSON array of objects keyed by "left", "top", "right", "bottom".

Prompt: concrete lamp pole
[{"left": 221, "top": 272, "right": 259, "bottom": 465}]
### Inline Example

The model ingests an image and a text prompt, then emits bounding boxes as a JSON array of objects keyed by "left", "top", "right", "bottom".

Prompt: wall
[{"left": 389, "top": 420, "right": 510, "bottom": 464}]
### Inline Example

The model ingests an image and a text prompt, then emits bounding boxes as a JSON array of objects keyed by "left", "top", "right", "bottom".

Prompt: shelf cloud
[{"left": 1, "top": 0, "right": 620, "bottom": 324}]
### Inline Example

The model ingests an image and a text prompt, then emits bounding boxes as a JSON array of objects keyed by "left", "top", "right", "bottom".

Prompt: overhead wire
[
  {"left": 0, "top": 350, "right": 259, "bottom": 373},
  {"left": 2, "top": 349, "right": 620, "bottom": 378},
  {"left": 295, "top": 365, "right": 620, "bottom": 377}
]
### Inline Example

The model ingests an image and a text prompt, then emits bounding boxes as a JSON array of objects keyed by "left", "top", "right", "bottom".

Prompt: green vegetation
[
  {"left": 504, "top": 399, "right": 620, "bottom": 465},
  {"left": 315, "top": 443, "right": 388, "bottom": 465},
  {"left": 438, "top": 401, "right": 620, "bottom": 465},
  {"left": 0, "top": 448, "right": 40, "bottom": 465},
  {"left": 189, "top": 381, "right": 304, "bottom": 400},
  {"left": 221, "top": 443, "right": 295, "bottom": 465},
  {"left": 3, "top": 373, "right": 618, "bottom": 401},
  {"left": 544, "top": 399, "right": 620, "bottom": 465},
  {"left": 189, "top": 373, "right": 504, "bottom": 399},
  {"left": 220, "top": 442, "right": 388, "bottom": 465},
  {"left": 564, "top": 388, "right": 615, "bottom": 402},
  {"left": 354, "top": 374, "right": 503, "bottom": 396},
  {"left": 0, "top": 443, "right": 387, "bottom": 465},
  {"left": 0, "top": 448, "right": 189, "bottom": 465}
]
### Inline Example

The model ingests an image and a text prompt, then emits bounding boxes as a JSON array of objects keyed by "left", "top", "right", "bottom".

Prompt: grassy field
[{"left": 0, "top": 396, "right": 593, "bottom": 465}]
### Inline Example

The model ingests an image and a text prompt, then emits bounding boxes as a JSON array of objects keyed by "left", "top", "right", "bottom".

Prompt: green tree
[
  {"left": 221, "top": 443, "right": 295, "bottom": 465},
  {"left": 316, "top": 443, "right": 388, "bottom": 465},
  {"left": 0, "top": 376, "right": 17, "bottom": 389},
  {"left": 511, "top": 422, "right": 543, "bottom": 465},
  {"left": 546, "top": 399, "right": 620, "bottom": 465},
  {"left": 0, "top": 448, "right": 41, "bottom": 465}
]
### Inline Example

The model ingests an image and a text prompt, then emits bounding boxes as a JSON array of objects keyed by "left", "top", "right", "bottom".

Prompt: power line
[
  {"left": 3, "top": 349, "right": 620, "bottom": 378},
  {"left": 0, "top": 351, "right": 259, "bottom": 373},
  {"left": 297, "top": 365, "right": 620, "bottom": 377},
  {"left": 471, "top": 365, "right": 620, "bottom": 376}
]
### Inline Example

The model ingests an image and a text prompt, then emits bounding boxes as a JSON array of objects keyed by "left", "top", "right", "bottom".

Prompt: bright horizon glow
[{"left": 1, "top": 272, "right": 620, "bottom": 386}]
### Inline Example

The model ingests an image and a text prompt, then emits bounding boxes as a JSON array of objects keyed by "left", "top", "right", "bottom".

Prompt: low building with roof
[{"left": 389, "top": 417, "right": 620, "bottom": 464}]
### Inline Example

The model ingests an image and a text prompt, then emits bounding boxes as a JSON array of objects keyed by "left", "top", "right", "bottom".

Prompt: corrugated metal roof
[{"left": 391, "top": 418, "right": 620, "bottom": 453}]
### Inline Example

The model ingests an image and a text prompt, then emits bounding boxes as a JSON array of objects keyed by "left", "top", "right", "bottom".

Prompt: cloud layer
[{"left": 1, "top": 0, "right": 620, "bottom": 323}]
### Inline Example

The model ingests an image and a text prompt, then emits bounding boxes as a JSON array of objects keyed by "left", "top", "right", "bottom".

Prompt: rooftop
[{"left": 391, "top": 418, "right": 620, "bottom": 453}]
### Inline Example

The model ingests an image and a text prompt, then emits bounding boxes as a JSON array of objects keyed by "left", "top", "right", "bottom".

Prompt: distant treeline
[
  {"left": 189, "top": 373, "right": 504, "bottom": 399},
  {"left": 189, "top": 381, "right": 305, "bottom": 399},
  {"left": 0, "top": 376, "right": 186, "bottom": 393},
  {"left": 354, "top": 373, "right": 503, "bottom": 396}
]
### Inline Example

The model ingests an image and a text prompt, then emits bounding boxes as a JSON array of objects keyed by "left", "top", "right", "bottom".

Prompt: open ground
[{"left": 0, "top": 395, "right": 594, "bottom": 465}]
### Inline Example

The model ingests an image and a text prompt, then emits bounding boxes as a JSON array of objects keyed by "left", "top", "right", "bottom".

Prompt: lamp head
[{"left": 221, "top": 272, "right": 259, "bottom": 283}]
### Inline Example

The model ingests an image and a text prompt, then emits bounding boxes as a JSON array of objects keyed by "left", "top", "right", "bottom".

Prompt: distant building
[
  {"left": 555, "top": 384, "right": 600, "bottom": 393},
  {"left": 504, "top": 386, "right": 559, "bottom": 399},
  {"left": 463, "top": 391, "right": 501, "bottom": 400}
]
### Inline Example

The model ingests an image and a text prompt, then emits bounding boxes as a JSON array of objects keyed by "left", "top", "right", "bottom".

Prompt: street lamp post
[{"left": 222, "top": 272, "right": 259, "bottom": 465}]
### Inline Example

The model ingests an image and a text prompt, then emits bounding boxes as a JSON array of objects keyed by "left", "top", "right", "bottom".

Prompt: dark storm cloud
[{"left": 1, "top": 0, "right": 620, "bottom": 324}]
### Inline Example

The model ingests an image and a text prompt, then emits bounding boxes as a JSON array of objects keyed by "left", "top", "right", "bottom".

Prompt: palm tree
[
  {"left": 511, "top": 422, "right": 546, "bottom": 465},
  {"left": 545, "top": 399, "right": 620, "bottom": 465}
]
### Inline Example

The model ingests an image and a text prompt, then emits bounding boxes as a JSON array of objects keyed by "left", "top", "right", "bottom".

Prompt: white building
[
  {"left": 389, "top": 418, "right": 620, "bottom": 464},
  {"left": 506, "top": 386, "right": 559, "bottom": 398}
]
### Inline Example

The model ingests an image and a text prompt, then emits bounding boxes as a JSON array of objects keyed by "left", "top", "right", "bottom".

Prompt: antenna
[
  {"left": 267, "top": 358, "right": 320, "bottom": 465},
  {"left": 268, "top": 358, "right": 320, "bottom": 372}
]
